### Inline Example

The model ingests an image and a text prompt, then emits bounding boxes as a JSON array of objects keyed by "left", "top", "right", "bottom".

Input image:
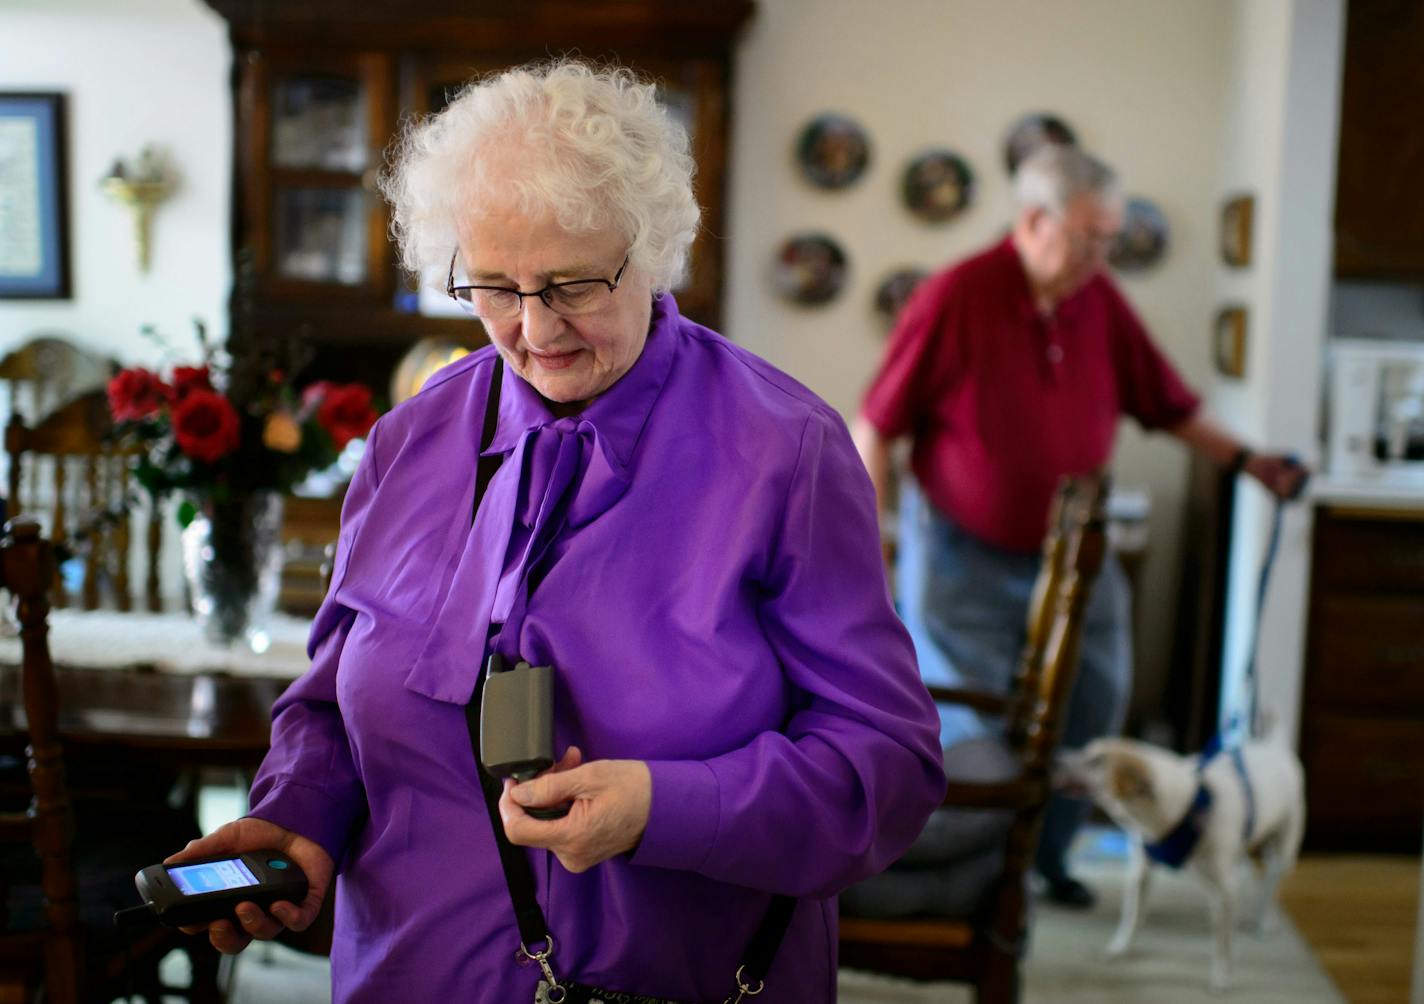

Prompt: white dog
[{"left": 1058, "top": 726, "right": 1305, "bottom": 992}]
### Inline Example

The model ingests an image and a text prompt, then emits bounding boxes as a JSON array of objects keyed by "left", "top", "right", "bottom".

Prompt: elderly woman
[{"left": 171, "top": 60, "right": 943, "bottom": 1002}]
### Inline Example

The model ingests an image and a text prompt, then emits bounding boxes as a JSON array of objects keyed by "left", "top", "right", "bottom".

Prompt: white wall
[
  {"left": 1213, "top": 0, "right": 1344, "bottom": 744},
  {"left": 727, "top": 0, "right": 1235, "bottom": 722},
  {"left": 0, "top": 0, "right": 231, "bottom": 366}
]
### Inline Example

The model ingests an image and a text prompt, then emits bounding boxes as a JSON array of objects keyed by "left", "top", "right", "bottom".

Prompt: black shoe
[{"left": 1043, "top": 875, "right": 1096, "bottom": 910}]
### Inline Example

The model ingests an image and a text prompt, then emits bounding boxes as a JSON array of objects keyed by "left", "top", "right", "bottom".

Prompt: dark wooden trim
[
  {"left": 203, "top": 0, "right": 755, "bottom": 52},
  {"left": 838, "top": 916, "right": 975, "bottom": 949}
]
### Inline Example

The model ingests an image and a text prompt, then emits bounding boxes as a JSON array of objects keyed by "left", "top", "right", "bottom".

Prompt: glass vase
[{"left": 181, "top": 491, "right": 286, "bottom": 650}]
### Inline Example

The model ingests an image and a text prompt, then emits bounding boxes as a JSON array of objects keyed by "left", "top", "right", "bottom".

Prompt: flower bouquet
[{"left": 108, "top": 321, "right": 378, "bottom": 646}]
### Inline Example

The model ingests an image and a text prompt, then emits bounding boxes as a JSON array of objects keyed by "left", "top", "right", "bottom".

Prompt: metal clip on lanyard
[{"left": 463, "top": 356, "right": 795, "bottom": 1002}]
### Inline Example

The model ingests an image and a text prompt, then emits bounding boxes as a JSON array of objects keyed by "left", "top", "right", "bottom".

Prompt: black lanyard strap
[
  {"left": 465, "top": 675, "right": 551, "bottom": 947},
  {"left": 473, "top": 355, "right": 505, "bottom": 524},
  {"left": 463, "top": 355, "right": 795, "bottom": 998},
  {"left": 463, "top": 356, "right": 550, "bottom": 946}
]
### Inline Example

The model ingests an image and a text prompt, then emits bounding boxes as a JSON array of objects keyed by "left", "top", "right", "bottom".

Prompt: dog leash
[
  {"left": 1153, "top": 453, "right": 1308, "bottom": 864},
  {"left": 1224, "top": 453, "right": 1308, "bottom": 745}
]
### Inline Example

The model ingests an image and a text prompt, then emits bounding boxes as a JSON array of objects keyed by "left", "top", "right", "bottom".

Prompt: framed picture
[
  {"left": 795, "top": 113, "right": 870, "bottom": 190},
  {"left": 0, "top": 93, "right": 71, "bottom": 299},
  {"left": 1220, "top": 194, "right": 1253, "bottom": 268},
  {"left": 773, "top": 233, "right": 847, "bottom": 306},
  {"left": 901, "top": 150, "right": 973, "bottom": 224},
  {"left": 1214, "top": 306, "right": 1248, "bottom": 378}
]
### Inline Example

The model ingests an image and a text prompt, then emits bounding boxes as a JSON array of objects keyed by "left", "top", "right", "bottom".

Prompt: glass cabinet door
[
  {"left": 273, "top": 188, "right": 370, "bottom": 285},
  {"left": 272, "top": 76, "right": 369, "bottom": 172},
  {"left": 243, "top": 51, "right": 393, "bottom": 298},
  {"left": 641, "top": 58, "right": 727, "bottom": 327}
]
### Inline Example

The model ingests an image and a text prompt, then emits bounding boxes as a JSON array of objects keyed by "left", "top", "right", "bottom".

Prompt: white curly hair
[{"left": 380, "top": 59, "right": 700, "bottom": 294}]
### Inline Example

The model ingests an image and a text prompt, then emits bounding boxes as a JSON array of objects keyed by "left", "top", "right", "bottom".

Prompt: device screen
[{"left": 166, "top": 858, "right": 260, "bottom": 897}]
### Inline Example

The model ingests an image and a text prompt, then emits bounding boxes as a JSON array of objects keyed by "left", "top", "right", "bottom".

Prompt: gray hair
[
  {"left": 1012, "top": 145, "right": 1120, "bottom": 215},
  {"left": 379, "top": 59, "right": 700, "bottom": 294}
]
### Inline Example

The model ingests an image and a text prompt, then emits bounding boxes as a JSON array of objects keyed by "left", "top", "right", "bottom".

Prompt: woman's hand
[
  {"left": 498, "top": 746, "right": 652, "bottom": 873},
  {"left": 165, "top": 816, "right": 334, "bottom": 955}
]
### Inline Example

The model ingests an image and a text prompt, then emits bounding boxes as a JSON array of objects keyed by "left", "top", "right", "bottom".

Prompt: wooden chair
[
  {"left": 839, "top": 474, "right": 1111, "bottom": 1003},
  {"left": 0, "top": 519, "right": 222, "bottom": 1004},
  {"left": 0, "top": 337, "right": 114, "bottom": 430},
  {"left": 5, "top": 390, "right": 164, "bottom": 612}
]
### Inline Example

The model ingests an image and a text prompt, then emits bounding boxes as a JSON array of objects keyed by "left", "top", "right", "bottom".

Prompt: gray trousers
[{"left": 896, "top": 480, "right": 1132, "bottom": 881}]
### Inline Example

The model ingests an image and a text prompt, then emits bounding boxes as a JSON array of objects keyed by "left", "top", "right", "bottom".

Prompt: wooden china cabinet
[{"left": 201, "top": 0, "right": 755, "bottom": 392}]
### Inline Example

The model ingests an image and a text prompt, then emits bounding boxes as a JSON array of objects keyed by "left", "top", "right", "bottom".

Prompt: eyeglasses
[{"left": 446, "top": 250, "right": 630, "bottom": 319}]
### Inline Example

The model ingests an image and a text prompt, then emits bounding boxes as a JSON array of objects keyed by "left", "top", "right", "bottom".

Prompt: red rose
[
  {"left": 168, "top": 365, "right": 213, "bottom": 401},
  {"left": 315, "top": 383, "right": 377, "bottom": 450},
  {"left": 107, "top": 367, "right": 170, "bottom": 422},
  {"left": 172, "top": 389, "right": 240, "bottom": 464}
]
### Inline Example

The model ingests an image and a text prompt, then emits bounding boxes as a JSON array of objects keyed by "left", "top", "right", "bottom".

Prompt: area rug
[{"left": 839, "top": 829, "right": 1346, "bottom": 1004}]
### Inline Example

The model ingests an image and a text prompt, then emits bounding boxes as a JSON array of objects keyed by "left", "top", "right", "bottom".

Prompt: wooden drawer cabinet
[
  {"left": 1301, "top": 713, "right": 1424, "bottom": 847},
  {"left": 1311, "top": 513, "right": 1424, "bottom": 592},
  {"left": 1302, "top": 505, "right": 1424, "bottom": 851},
  {"left": 1310, "top": 595, "right": 1424, "bottom": 713}
]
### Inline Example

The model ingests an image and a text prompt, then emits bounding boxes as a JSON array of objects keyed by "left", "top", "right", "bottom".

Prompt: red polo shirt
[{"left": 861, "top": 237, "right": 1200, "bottom": 554}]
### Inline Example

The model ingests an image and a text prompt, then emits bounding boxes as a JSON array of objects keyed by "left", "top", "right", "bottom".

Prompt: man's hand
[
  {"left": 1244, "top": 452, "right": 1310, "bottom": 501},
  {"left": 498, "top": 746, "right": 653, "bottom": 874},
  {"left": 165, "top": 816, "right": 334, "bottom": 955}
]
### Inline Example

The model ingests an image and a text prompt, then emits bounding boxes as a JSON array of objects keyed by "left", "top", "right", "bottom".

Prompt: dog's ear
[{"left": 1108, "top": 755, "right": 1153, "bottom": 802}]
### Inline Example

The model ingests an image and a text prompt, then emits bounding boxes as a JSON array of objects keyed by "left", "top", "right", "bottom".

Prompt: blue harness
[{"left": 1143, "top": 737, "right": 1256, "bottom": 869}]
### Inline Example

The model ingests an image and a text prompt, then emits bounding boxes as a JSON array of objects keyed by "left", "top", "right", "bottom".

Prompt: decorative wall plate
[
  {"left": 1109, "top": 197, "right": 1169, "bottom": 273},
  {"left": 1003, "top": 113, "right": 1077, "bottom": 175},
  {"left": 874, "top": 267, "right": 929, "bottom": 327},
  {"left": 774, "top": 233, "right": 848, "bottom": 306},
  {"left": 795, "top": 113, "right": 870, "bottom": 189},
  {"left": 901, "top": 150, "right": 973, "bottom": 223}
]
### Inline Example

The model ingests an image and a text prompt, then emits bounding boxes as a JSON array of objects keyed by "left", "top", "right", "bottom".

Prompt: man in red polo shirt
[{"left": 853, "top": 145, "right": 1304, "bottom": 908}]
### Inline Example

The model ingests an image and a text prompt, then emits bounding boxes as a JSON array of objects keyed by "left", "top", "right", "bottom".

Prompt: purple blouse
[{"left": 249, "top": 295, "right": 945, "bottom": 1002}]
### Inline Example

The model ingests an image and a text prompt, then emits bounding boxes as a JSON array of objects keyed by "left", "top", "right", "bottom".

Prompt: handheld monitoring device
[
  {"left": 480, "top": 654, "right": 570, "bottom": 820},
  {"left": 120, "top": 851, "right": 308, "bottom": 928}
]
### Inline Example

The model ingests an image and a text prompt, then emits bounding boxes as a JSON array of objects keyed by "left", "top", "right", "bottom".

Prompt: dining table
[{"left": 0, "top": 609, "right": 312, "bottom": 770}]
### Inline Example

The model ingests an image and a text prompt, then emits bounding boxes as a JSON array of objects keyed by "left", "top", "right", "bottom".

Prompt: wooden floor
[{"left": 1280, "top": 854, "right": 1419, "bottom": 1004}]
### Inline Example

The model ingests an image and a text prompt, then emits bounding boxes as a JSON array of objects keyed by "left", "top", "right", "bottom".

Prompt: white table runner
[{"left": 0, "top": 609, "right": 313, "bottom": 679}]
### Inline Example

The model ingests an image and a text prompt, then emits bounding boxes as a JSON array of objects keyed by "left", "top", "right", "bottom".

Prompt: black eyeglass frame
[{"left": 445, "top": 250, "right": 631, "bottom": 315}]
